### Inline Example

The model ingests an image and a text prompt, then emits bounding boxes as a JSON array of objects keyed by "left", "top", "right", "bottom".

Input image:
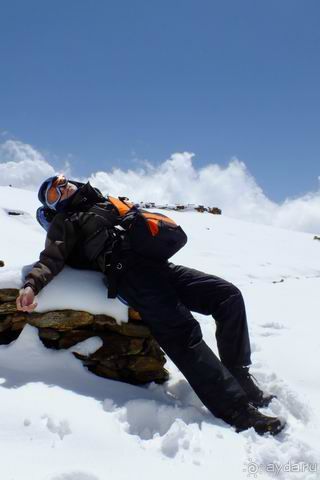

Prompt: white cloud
[
  {"left": 273, "top": 192, "right": 320, "bottom": 233},
  {"left": 0, "top": 140, "right": 56, "bottom": 190},
  {"left": 1, "top": 139, "right": 319, "bottom": 234},
  {"left": 88, "top": 152, "right": 320, "bottom": 234}
]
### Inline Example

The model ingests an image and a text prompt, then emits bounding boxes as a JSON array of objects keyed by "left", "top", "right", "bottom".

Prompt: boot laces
[
  {"left": 234, "top": 402, "right": 270, "bottom": 423},
  {"left": 240, "top": 369, "right": 263, "bottom": 395}
]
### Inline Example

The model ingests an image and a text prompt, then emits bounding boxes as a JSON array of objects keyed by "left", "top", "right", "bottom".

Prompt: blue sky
[{"left": 1, "top": 0, "right": 319, "bottom": 202}]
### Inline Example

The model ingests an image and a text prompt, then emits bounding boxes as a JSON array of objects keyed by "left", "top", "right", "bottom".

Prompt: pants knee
[
  {"left": 215, "top": 282, "right": 243, "bottom": 304},
  {"left": 212, "top": 282, "right": 245, "bottom": 319},
  {"left": 224, "top": 282, "right": 243, "bottom": 302}
]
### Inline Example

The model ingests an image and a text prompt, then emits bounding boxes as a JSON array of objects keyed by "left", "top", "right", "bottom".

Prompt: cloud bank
[
  {"left": 0, "top": 140, "right": 55, "bottom": 190},
  {"left": 1, "top": 140, "right": 319, "bottom": 234}
]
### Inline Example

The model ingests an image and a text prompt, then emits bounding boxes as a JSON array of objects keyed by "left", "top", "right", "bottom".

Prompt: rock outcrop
[
  {"left": 0, "top": 288, "right": 168, "bottom": 385},
  {"left": 139, "top": 202, "right": 222, "bottom": 214}
]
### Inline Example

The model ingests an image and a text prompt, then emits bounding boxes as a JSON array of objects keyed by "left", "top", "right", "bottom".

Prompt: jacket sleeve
[{"left": 24, "top": 214, "right": 79, "bottom": 295}]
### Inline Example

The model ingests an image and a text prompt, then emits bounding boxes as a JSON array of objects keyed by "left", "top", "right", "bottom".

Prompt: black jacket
[{"left": 24, "top": 182, "right": 120, "bottom": 294}]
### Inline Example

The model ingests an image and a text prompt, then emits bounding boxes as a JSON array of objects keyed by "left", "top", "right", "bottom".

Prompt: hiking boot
[
  {"left": 222, "top": 400, "right": 285, "bottom": 436},
  {"left": 229, "top": 366, "right": 276, "bottom": 408}
]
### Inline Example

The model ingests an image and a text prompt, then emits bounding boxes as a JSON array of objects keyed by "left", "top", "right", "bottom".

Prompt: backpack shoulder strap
[{"left": 107, "top": 196, "right": 135, "bottom": 217}]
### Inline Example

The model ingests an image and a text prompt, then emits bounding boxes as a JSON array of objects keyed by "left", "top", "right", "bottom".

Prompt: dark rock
[
  {"left": 208, "top": 207, "right": 222, "bottom": 215},
  {"left": 59, "top": 329, "right": 94, "bottom": 349},
  {"left": 0, "top": 289, "right": 18, "bottom": 302},
  {"left": 11, "top": 320, "right": 28, "bottom": 332},
  {"left": 126, "top": 355, "right": 169, "bottom": 383},
  {"left": 89, "top": 364, "right": 123, "bottom": 382},
  {"left": 0, "top": 302, "right": 17, "bottom": 314},
  {"left": 128, "top": 308, "right": 142, "bottom": 321},
  {"left": 195, "top": 205, "right": 206, "bottom": 213},
  {"left": 39, "top": 328, "right": 61, "bottom": 341},
  {"left": 7, "top": 211, "right": 23, "bottom": 216},
  {"left": 94, "top": 314, "right": 150, "bottom": 337},
  {"left": 38, "top": 328, "right": 61, "bottom": 349},
  {"left": 6, "top": 312, "right": 28, "bottom": 332},
  {"left": 0, "top": 315, "right": 12, "bottom": 333},
  {"left": 28, "top": 310, "right": 94, "bottom": 331},
  {"left": 0, "top": 288, "right": 168, "bottom": 385},
  {"left": 89, "top": 332, "right": 132, "bottom": 358}
]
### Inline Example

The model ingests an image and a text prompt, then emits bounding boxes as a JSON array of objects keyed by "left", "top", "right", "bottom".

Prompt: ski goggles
[{"left": 45, "top": 175, "right": 68, "bottom": 209}]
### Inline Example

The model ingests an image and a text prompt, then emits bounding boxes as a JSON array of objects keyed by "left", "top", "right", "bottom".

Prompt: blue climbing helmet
[
  {"left": 36, "top": 175, "right": 79, "bottom": 231},
  {"left": 38, "top": 174, "right": 77, "bottom": 211}
]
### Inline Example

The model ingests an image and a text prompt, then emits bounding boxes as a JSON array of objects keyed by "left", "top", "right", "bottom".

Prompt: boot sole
[
  {"left": 255, "top": 420, "right": 286, "bottom": 436},
  {"left": 249, "top": 395, "right": 277, "bottom": 409},
  {"left": 235, "top": 419, "right": 286, "bottom": 436}
]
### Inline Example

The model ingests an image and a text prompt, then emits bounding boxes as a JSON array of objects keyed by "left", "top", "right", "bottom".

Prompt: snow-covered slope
[{"left": 0, "top": 186, "right": 320, "bottom": 480}]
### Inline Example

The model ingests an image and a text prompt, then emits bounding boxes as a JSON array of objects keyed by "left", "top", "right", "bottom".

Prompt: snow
[
  {"left": 69, "top": 337, "right": 103, "bottom": 357},
  {"left": 1, "top": 186, "right": 320, "bottom": 480}
]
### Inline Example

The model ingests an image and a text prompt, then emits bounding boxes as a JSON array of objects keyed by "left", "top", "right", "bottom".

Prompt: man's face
[
  {"left": 45, "top": 175, "right": 79, "bottom": 210},
  {"left": 60, "top": 181, "right": 78, "bottom": 201}
]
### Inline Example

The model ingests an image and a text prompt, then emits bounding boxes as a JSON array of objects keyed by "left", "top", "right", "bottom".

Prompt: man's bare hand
[{"left": 16, "top": 286, "right": 38, "bottom": 313}]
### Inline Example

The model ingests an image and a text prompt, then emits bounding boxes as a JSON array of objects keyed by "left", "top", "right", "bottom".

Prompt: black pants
[{"left": 116, "top": 258, "right": 251, "bottom": 419}]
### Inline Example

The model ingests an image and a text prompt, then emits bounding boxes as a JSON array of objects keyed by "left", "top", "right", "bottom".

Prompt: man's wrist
[{"left": 23, "top": 282, "right": 37, "bottom": 294}]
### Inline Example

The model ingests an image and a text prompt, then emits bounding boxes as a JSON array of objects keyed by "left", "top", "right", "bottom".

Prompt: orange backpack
[{"left": 108, "top": 196, "right": 188, "bottom": 260}]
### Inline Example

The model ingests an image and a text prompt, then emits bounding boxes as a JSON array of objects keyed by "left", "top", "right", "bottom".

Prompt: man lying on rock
[{"left": 16, "top": 174, "right": 285, "bottom": 436}]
